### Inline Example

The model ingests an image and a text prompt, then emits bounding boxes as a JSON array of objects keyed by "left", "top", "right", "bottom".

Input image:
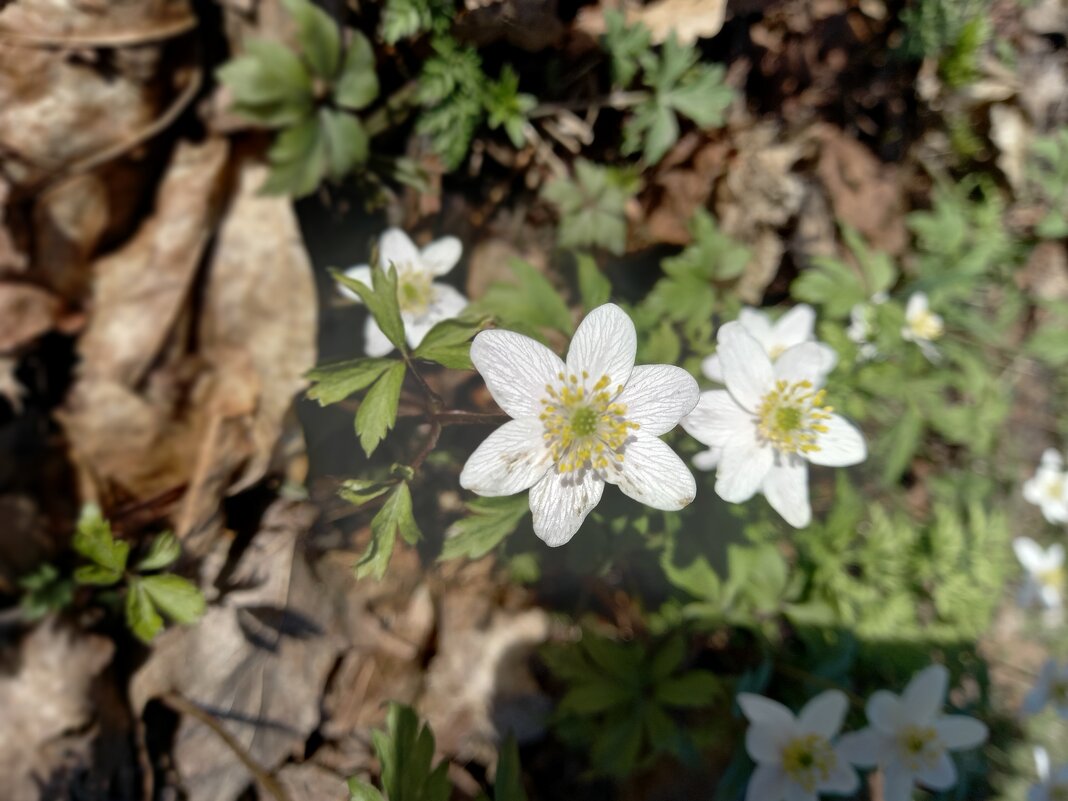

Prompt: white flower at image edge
[
  {"left": 1023, "top": 449, "right": 1068, "bottom": 525},
  {"left": 901, "top": 291, "right": 944, "bottom": 361},
  {"left": 1022, "top": 659, "right": 1068, "bottom": 718},
  {"left": 739, "top": 690, "right": 859, "bottom": 801},
  {"left": 681, "top": 322, "right": 866, "bottom": 528},
  {"left": 702, "top": 304, "right": 837, "bottom": 384},
  {"left": 460, "top": 303, "right": 700, "bottom": 546},
  {"left": 1030, "top": 746, "right": 1068, "bottom": 801},
  {"left": 341, "top": 228, "right": 468, "bottom": 356},
  {"left": 838, "top": 665, "right": 989, "bottom": 801},
  {"left": 1014, "top": 536, "right": 1065, "bottom": 610}
]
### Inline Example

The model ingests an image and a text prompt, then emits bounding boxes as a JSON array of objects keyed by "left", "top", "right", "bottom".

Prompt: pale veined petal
[
  {"left": 771, "top": 304, "right": 816, "bottom": 349},
  {"left": 420, "top": 236, "right": 463, "bottom": 276},
  {"left": 745, "top": 764, "right": 789, "bottom": 801},
  {"left": 701, "top": 353, "right": 725, "bottom": 383},
  {"left": 404, "top": 283, "right": 469, "bottom": 349},
  {"left": 616, "top": 365, "right": 699, "bottom": 436},
  {"left": 905, "top": 292, "right": 929, "bottom": 320},
  {"left": 565, "top": 303, "right": 636, "bottom": 389},
  {"left": 470, "top": 329, "right": 565, "bottom": 419},
  {"left": 680, "top": 390, "right": 753, "bottom": 450},
  {"left": 902, "top": 665, "right": 948, "bottom": 724},
  {"left": 692, "top": 447, "right": 722, "bottom": 471},
  {"left": 915, "top": 752, "right": 956, "bottom": 791},
  {"left": 773, "top": 342, "right": 829, "bottom": 387},
  {"left": 881, "top": 761, "right": 917, "bottom": 801},
  {"left": 807, "top": 413, "right": 867, "bottom": 467},
  {"left": 797, "top": 690, "right": 848, "bottom": 738},
  {"left": 717, "top": 322, "right": 775, "bottom": 411},
  {"left": 762, "top": 457, "right": 811, "bottom": 528},
  {"left": 377, "top": 227, "right": 420, "bottom": 271},
  {"left": 364, "top": 317, "right": 395, "bottom": 357},
  {"left": 738, "top": 306, "right": 776, "bottom": 348},
  {"left": 814, "top": 342, "right": 839, "bottom": 375},
  {"left": 459, "top": 418, "right": 553, "bottom": 497},
  {"left": 340, "top": 264, "right": 371, "bottom": 301},
  {"left": 935, "top": 715, "right": 988, "bottom": 751},
  {"left": 820, "top": 759, "right": 860, "bottom": 795},
  {"left": 738, "top": 693, "right": 797, "bottom": 730},
  {"left": 716, "top": 431, "right": 773, "bottom": 504},
  {"left": 867, "top": 690, "right": 906, "bottom": 735},
  {"left": 529, "top": 469, "right": 605, "bottom": 547},
  {"left": 1015, "top": 537, "right": 1048, "bottom": 571},
  {"left": 611, "top": 432, "right": 696, "bottom": 511}
]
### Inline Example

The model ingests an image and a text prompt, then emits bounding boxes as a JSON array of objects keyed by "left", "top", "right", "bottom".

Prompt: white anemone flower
[
  {"left": 342, "top": 228, "right": 468, "bottom": 356},
  {"left": 847, "top": 291, "right": 888, "bottom": 362},
  {"left": 460, "top": 303, "right": 699, "bottom": 546},
  {"left": 1023, "top": 449, "right": 1068, "bottom": 524},
  {"left": 738, "top": 690, "right": 859, "bottom": 801},
  {"left": 681, "top": 322, "right": 866, "bottom": 527},
  {"left": 1022, "top": 659, "right": 1068, "bottom": 718},
  {"left": 702, "top": 304, "right": 837, "bottom": 384},
  {"left": 901, "top": 292, "right": 944, "bottom": 361},
  {"left": 1030, "top": 746, "right": 1068, "bottom": 801},
  {"left": 838, "top": 665, "right": 988, "bottom": 801},
  {"left": 1014, "top": 537, "right": 1065, "bottom": 609}
]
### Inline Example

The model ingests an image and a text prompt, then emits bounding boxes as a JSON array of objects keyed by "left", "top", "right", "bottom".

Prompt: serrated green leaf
[
  {"left": 664, "top": 63, "right": 733, "bottom": 127},
  {"left": 307, "top": 357, "right": 397, "bottom": 406},
  {"left": 470, "top": 258, "right": 574, "bottom": 338},
  {"left": 347, "top": 778, "right": 385, "bottom": 801},
  {"left": 336, "top": 31, "right": 379, "bottom": 109},
  {"left": 880, "top": 403, "right": 924, "bottom": 485},
  {"left": 141, "top": 574, "right": 206, "bottom": 625},
  {"left": 603, "top": 10, "right": 652, "bottom": 87},
  {"left": 494, "top": 737, "right": 527, "bottom": 801},
  {"left": 126, "top": 578, "right": 164, "bottom": 643},
  {"left": 374, "top": 703, "right": 451, "bottom": 801},
  {"left": 217, "top": 40, "right": 313, "bottom": 127},
  {"left": 648, "top": 634, "right": 685, "bottom": 681},
  {"left": 74, "top": 564, "right": 123, "bottom": 587},
  {"left": 559, "top": 682, "right": 632, "bottom": 715},
  {"left": 338, "top": 478, "right": 396, "bottom": 507},
  {"left": 413, "top": 318, "right": 485, "bottom": 369},
  {"left": 440, "top": 495, "right": 530, "bottom": 561},
  {"left": 542, "top": 160, "right": 639, "bottom": 255},
  {"left": 282, "top": 0, "right": 341, "bottom": 79},
  {"left": 654, "top": 670, "right": 719, "bottom": 707},
  {"left": 136, "top": 532, "right": 182, "bottom": 572},
  {"left": 333, "top": 264, "right": 407, "bottom": 352},
  {"left": 622, "top": 100, "right": 678, "bottom": 165},
  {"left": 73, "top": 505, "right": 129, "bottom": 574},
  {"left": 355, "top": 361, "right": 406, "bottom": 457},
  {"left": 575, "top": 253, "right": 611, "bottom": 310},
  {"left": 356, "top": 483, "right": 421, "bottom": 580},
  {"left": 320, "top": 108, "right": 369, "bottom": 178},
  {"left": 262, "top": 117, "right": 327, "bottom": 198}
]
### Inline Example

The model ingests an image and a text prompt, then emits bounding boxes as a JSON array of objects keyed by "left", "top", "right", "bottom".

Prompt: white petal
[
  {"left": 529, "top": 470, "right": 604, "bottom": 547},
  {"left": 807, "top": 414, "right": 867, "bottom": 467},
  {"left": 566, "top": 303, "right": 636, "bottom": 387},
  {"left": 405, "top": 284, "right": 469, "bottom": 349},
  {"left": 814, "top": 342, "right": 839, "bottom": 375},
  {"left": 797, "top": 690, "right": 848, "bottom": 738},
  {"left": 717, "top": 321, "right": 775, "bottom": 411},
  {"left": 611, "top": 432, "right": 696, "bottom": 511},
  {"left": 680, "top": 390, "right": 753, "bottom": 450},
  {"left": 906, "top": 292, "right": 928, "bottom": 320},
  {"left": 1041, "top": 448, "right": 1064, "bottom": 470},
  {"left": 881, "top": 761, "right": 917, "bottom": 801},
  {"left": 902, "top": 665, "right": 948, "bottom": 724},
  {"left": 716, "top": 432, "right": 774, "bottom": 504},
  {"left": 771, "top": 304, "right": 816, "bottom": 348},
  {"left": 867, "top": 690, "right": 905, "bottom": 734},
  {"left": 378, "top": 228, "right": 420, "bottom": 271},
  {"left": 420, "top": 236, "right": 463, "bottom": 276},
  {"left": 692, "top": 447, "right": 722, "bottom": 471},
  {"left": 1049, "top": 543, "right": 1066, "bottom": 568},
  {"left": 738, "top": 306, "right": 775, "bottom": 348},
  {"left": 935, "top": 715, "right": 988, "bottom": 750},
  {"left": 701, "top": 353, "right": 725, "bottom": 383},
  {"left": 746, "top": 764, "right": 789, "bottom": 801},
  {"left": 340, "top": 264, "right": 372, "bottom": 301},
  {"left": 1041, "top": 584, "right": 1063, "bottom": 609},
  {"left": 617, "top": 364, "right": 699, "bottom": 436},
  {"left": 459, "top": 418, "right": 552, "bottom": 496},
  {"left": 773, "top": 342, "right": 829, "bottom": 387},
  {"left": 364, "top": 317, "right": 395, "bottom": 357},
  {"left": 1015, "top": 537, "right": 1047, "bottom": 571},
  {"left": 783, "top": 784, "right": 817, "bottom": 801},
  {"left": 762, "top": 458, "right": 811, "bottom": 528},
  {"left": 837, "top": 728, "right": 884, "bottom": 768},
  {"left": 739, "top": 693, "right": 797, "bottom": 730},
  {"left": 1035, "top": 745, "right": 1051, "bottom": 781},
  {"left": 470, "top": 330, "right": 565, "bottom": 419},
  {"left": 915, "top": 752, "right": 957, "bottom": 791},
  {"left": 821, "top": 758, "right": 860, "bottom": 794}
]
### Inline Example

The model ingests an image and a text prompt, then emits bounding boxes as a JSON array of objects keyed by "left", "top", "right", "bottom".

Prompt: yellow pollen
[
  {"left": 756, "top": 379, "right": 834, "bottom": 455},
  {"left": 396, "top": 268, "right": 432, "bottom": 315},
  {"left": 909, "top": 310, "right": 944, "bottom": 341},
  {"left": 781, "top": 734, "right": 836, "bottom": 792},
  {"left": 898, "top": 725, "right": 941, "bottom": 771},
  {"left": 1039, "top": 565, "right": 1066, "bottom": 592},
  {"left": 539, "top": 372, "right": 639, "bottom": 474}
]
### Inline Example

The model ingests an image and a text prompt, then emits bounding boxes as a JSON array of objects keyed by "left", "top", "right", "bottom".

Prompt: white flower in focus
[
  {"left": 1030, "top": 746, "right": 1068, "bottom": 801},
  {"left": 738, "top": 690, "right": 859, "bottom": 801},
  {"left": 1022, "top": 660, "right": 1068, "bottom": 718},
  {"left": 901, "top": 292, "right": 944, "bottom": 361},
  {"left": 702, "top": 304, "right": 837, "bottom": 383},
  {"left": 460, "top": 303, "right": 700, "bottom": 546},
  {"left": 1014, "top": 537, "right": 1065, "bottom": 610},
  {"left": 1023, "top": 449, "right": 1068, "bottom": 524},
  {"left": 342, "top": 228, "right": 468, "bottom": 356},
  {"left": 681, "top": 322, "right": 866, "bottom": 527},
  {"left": 838, "top": 665, "right": 989, "bottom": 801}
]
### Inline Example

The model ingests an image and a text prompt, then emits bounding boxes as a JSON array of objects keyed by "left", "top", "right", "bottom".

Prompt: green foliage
[
  {"left": 356, "top": 482, "right": 421, "bottom": 580},
  {"left": 543, "top": 631, "right": 719, "bottom": 778},
  {"left": 468, "top": 258, "right": 574, "bottom": 341},
  {"left": 791, "top": 224, "right": 897, "bottom": 317},
  {"left": 379, "top": 0, "right": 453, "bottom": 43},
  {"left": 1027, "top": 300, "right": 1068, "bottom": 367},
  {"left": 416, "top": 38, "right": 485, "bottom": 170},
  {"left": 575, "top": 253, "right": 612, "bottom": 310},
  {"left": 128, "top": 574, "right": 206, "bottom": 642},
  {"left": 1027, "top": 128, "right": 1068, "bottom": 238},
  {"left": 603, "top": 10, "right": 652, "bottom": 87},
  {"left": 439, "top": 494, "right": 530, "bottom": 561},
  {"left": 307, "top": 358, "right": 397, "bottom": 406},
  {"left": 541, "top": 160, "right": 641, "bottom": 255},
  {"left": 484, "top": 66, "right": 536, "bottom": 150},
  {"left": 18, "top": 563, "right": 74, "bottom": 621},
  {"left": 355, "top": 361, "right": 406, "bottom": 457},
  {"left": 412, "top": 318, "right": 486, "bottom": 370},
  {"left": 492, "top": 738, "right": 528, "bottom": 801},
  {"left": 135, "top": 531, "right": 182, "bottom": 572},
  {"left": 72, "top": 505, "right": 129, "bottom": 586},
  {"left": 900, "top": 0, "right": 992, "bottom": 87}
]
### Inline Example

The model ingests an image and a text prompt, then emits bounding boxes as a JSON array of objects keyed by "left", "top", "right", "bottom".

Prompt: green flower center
[
  {"left": 757, "top": 379, "right": 834, "bottom": 455},
  {"left": 397, "top": 270, "right": 432, "bottom": 315},
  {"left": 781, "top": 733, "right": 836, "bottom": 792},
  {"left": 898, "top": 725, "right": 941, "bottom": 771},
  {"left": 540, "top": 371, "right": 639, "bottom": 474},
  {"left": 909, "top": 309, "right": 944, "bottom": 341},
  {"left": 570, "top": 406, "right": 598, "bottom": 437}
]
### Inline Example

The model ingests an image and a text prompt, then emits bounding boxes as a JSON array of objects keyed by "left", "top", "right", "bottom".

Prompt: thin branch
[
  {"left": 432, "top": 409, "right": 510, "bottom": 426},
  {"left": 529, "top": 90, "right": 650, "bottom": 118},
  {"left": 410, "top": 420, "right": 443, "bottom": 473}
]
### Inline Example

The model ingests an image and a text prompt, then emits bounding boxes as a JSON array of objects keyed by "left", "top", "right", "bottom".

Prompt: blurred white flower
[
  {"left": 838, "top": 665, "right": 988, "bottom": 801},
  {"left": 1014, "top": 537, "right": 1065, "bottom": 609},
  {"left": 1023, "top": 449, "right": 1068, "bottom": 524},
  {"left": 901, "top": 292, "right": 944, "bottom": 362},
  {"left": 702, "top": 304, "right": 837, "bottom": 383},
  {"left": 460, "top": 303, "right": 699, "bottom": 547},
  {"left": 738, "top": 690, "right": 859, "bottom": 801},
  {"left": 1030, "top": 746, "right": 1068, "bottom": 801},
  {"left": 681, "top": 322, "right": 866, "bottom": 527},
  {"left": 1022, "top": 659, "right": 1068, "bottom": 718},
  {"left": 847, "top": 291, "right": 887, "bottom": 362},
  {"left": 341, "top": 228, "right": 468, "bottom": 356}
]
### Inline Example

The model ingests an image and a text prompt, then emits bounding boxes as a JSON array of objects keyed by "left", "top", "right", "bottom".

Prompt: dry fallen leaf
[
  {"left": 576, "top": 0, "right": 728, "bottom": 45},
  {"left": 0, "top": 281, "right": 61, "bottom": 352},
  {"left": 0, "top": 0, "right": 195, "bottom": 39}
]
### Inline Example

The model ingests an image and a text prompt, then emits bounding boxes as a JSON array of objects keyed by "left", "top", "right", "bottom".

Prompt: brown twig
[
  {"left": 410, "top": 420, "right": 443, "bottom": 473},
  {"left": 529, "top": 90, "right": 650, "bottom": 118}
]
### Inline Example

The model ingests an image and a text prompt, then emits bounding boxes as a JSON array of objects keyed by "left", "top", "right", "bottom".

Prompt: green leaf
[
  {"left": 347, "top": 778, "right": 385, "bottom": 801},
  {"left": 879, "top": 403, "right": 924, "bottom": 485},
  {"left": 320, "top": 109, "right": 369, "bottom": 179},
  {"left": 335, "top": 32, "right": 379, "bottom": 109},
  {"left": 484, "top": 65, "right": 536, "bottom": 149},
  {"left": 415, "top": 37, "right": 485, "bottom": 169},
  {"left": 622, "top": 100, "right": 678, "bottom": 165},
  {"left": 374, "top": 703, "right": 451, "bottom": 801},
  {"left": 72, "top": 505, "right": 129, "bottom": 574},
  {"left": 262, "top": 117, "right": 327, "bottom": 198},
  {"left": 664, "top": 63, "right": 732, "bottom": 127},
  {"left": 19, "top": 564, "right": 74, "bottom": 621},
  {"left": 141, "top": 574, "right": 206, "bottom": 625},
  {"left": 494, "top": 737, "right": 527, "bottom": 801},
  {"left": 654, "top": 670, "right": 719, "bottom": 707},
  {"left": 217, "top": 40, "right": 313, "bottom": 127},
  {"left": 662, "top": 208, "right": 750, "bottom": 282},
  {"left": 440, "top": 495, "right": 530, "bottom": 561},
  {"left": 282, "top": 0, "right": 341, "bottom": 79},
  {"left": 126, "top": 578, "right": 164, "bottom": 643},
  {"left": 603, "top": 11, "right": 652, "bottom": 86},
  {"left": 559, "top": 682, "right": 632, "bottom": 715},
  {"left": 332, "top": 263, "right": 407, "bottom": 352},
  {"left": 542, "top": 160, "right": 640, "bottom": 255},
  {"left": 470, "top": 258, "right": 574, "bottom": 338},
  {"left": 73, "top": 564, "right": 123, "bottom": 587},
  {"left": 136, "top": 531, "right": 182, "bottom": 572},
  {"left": 356, "top": 483, "right": 421, "bottom": 580},
  {"left": 413, "top": 318, "right": 486, "bottom": 369},
  {"left": 338, "top": 478, "right": 396, "bottom": 507},
  {"left": 355, "top": 361, "right": 406, "bottom": 457},
  {"left": 576, "top": 253, "right": 611, "bottom": 310},
  {"left": 307, "top": 357, "right": 397, "bottom": 406},
  {"left": 648, "top": 634, "right": 685, "bottom": 681},
  {"left": 791, "top": 256, "right": 867, "bottom": 318}
]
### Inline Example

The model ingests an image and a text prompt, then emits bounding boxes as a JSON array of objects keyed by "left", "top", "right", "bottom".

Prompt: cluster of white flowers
[
  {"left": 741, "top": 665, "right": 988, "bottom": 801},
  {"left": 846, "top": 290, "right": 944, "bottom": 363}
]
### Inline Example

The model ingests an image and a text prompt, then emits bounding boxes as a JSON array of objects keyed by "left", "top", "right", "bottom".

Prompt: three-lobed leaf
[
  {"left": 136, "top": 531, "right": 182, "bottom": 572},
  {"left": 355, "top": 361, "right": 406, "bottom": 457},
  {"left": 307, "top": 357, "right": 397, "bottom": 406},
  {"left": 356, "top": 483, "right": 421, "bottom": 580},
  {"left": 439, "top": 494, "right": 530, "bottom": 561},
  {"left": 413, "top": 318, "right": 486, "bottom": 369},
  {"left": 73, "top": 505, "right": 129, "bottom": 575},
  {"left": 141, "top": 574, "right": 206, "bottom": 625}
]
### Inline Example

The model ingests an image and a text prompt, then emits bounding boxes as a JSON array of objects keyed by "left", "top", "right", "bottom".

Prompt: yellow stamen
[
  {"left": 898, "top": 725, "right": 941, "bottom": 771},
  {"left": 756, "top": 379, "right": 834, "bottom": 455},
  {"left": 781, "top": 733, "right": 837, "bottom": 792},
  {"left": 539, "top": 371, "right": 639, "bottom": 474},
  {"left": 909, "top": 309, "right": 944, "bottom": 341},
  {"left": 396, "top": 268, "right": 432, "bottom": 315}
]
